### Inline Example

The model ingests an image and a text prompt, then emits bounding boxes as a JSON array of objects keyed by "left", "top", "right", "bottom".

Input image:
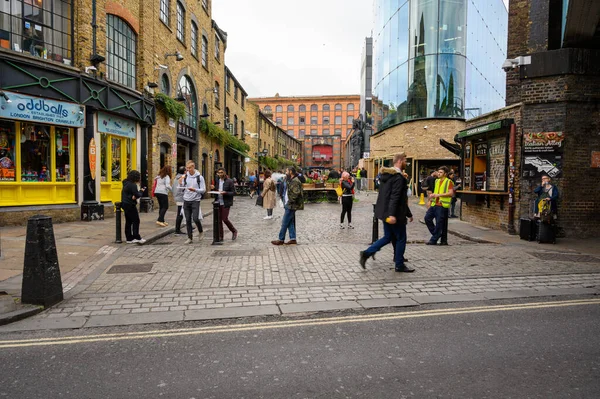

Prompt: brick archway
[{"left": 106, "top": 2, "right": 140, "bottom": 34}]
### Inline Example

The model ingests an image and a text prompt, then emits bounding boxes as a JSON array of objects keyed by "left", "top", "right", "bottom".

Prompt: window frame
[
  {"left": 214, "top": 82, "right": 220, "bottom": 108},
  {"left": 106, "top": 14, "right": 137, "bottom": 89},
  {"left": 335, "top": 103, "right": 342, "bottom": 110},
  {"left": 275, "top": 105, "right": 283, "bottom": 113},
  {"left": 201, "top": 34, "right": 208, "bottom": 67},
  {"left": 176, "top": 2, "right": 185, "bottom": 43},
  {"left": 160, "top": 0, "right": 170, "bottom": 26},
  {"left": 214, "top": 34, "right": 220, "bottom": 61},
  {"left": 323, "top": 104, "right": 330, "bottom": 111},
  {"left": 190, "top": 22, "right": 198, "bottom": 58}
]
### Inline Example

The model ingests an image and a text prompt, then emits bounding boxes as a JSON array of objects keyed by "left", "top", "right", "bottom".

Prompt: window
[
  {"left": 299, "top": 105, "right": 306, "bottom": 112},
  {"left": 160, "top": 73, "right": 170, "bottom": 94},
  {"left": 311, "top": 129, "right": 318, "bottom": 134},
  {"left": 190, "top": 22, "right": 198, "bottom": 58},
  {"left": 347, "top": 116, "right": 354, "bottom": 124},
  {"left": 299, "top": 129, "right": 305, "bottom": 137},
  {"left": 335, "top": 128, "right": 342, "bottom": 135},
  {"left": 287, "top": 129, "right": 294, "bottom": 136},
  {"left": 234, "top": 114, "right": 238, "bottom": 136},
  {"left": 323, "top": 116, "right": 330, "bottom": 125},
  {"left": 264, "top": 106, "right": 272, "bottom": 113},
  {"left": 335, "top": 103, "right": 342, "bottom": 110},
  {"left": 178, "top": 75, "right": 198, "bottom": 128},
  {"left": 214, "top": 34, "right": 220, "bottom": 60},
  {"left": 241, "top": 95, "right": 245, "bottom": 108},
  {"left": 287, "top": 105, "right": 294, "bottom": 112},
  {"left": 202, "top": 0, "right": 209, "bottom": 11},
  {"left": 225, "top": 107, "right": 230, "bottom": 126},
  {"left": 347, "top": 104, "right": 355, "bottom": 111},
  {"left": 323, "top": 104, "right": 330, "bottom": 111},
  {"left": 240, "top": 121, "right": 245, "bottom": 138},
  {"left": 106, "top": 15, "right": 137, "bottom": 89},
  {"left": 176, "top": 2, "right": 185, "bottom": 42},
  {"left": 310, "top": 116, "right": 317, "bottom": 125},
  {"left": 287, "top": 117, "right": 294, "bottom": 125},
  {"left": 299, "top": 116, "right": 305, "bottom": 125},
  {"left": 276, "top": 117, "right": 282, "bottom": 124},
  {"left": 323, "top": 129, "right": 330, "bottom": 135},
  {"left": 160, "top": 0, "right": 169, "bottom": 25},
  {"left": 335, "top": 116, "right": 342, "bottom": 124},
  {"left": 201, "top": 34, "right": 208, "bottom": 67},
  {"left": 234, "top": 85, "right": 238, "bottom": 101},
  {"left": 310, "top": 104, "right": 318, "bottom": 112},
  {"left": 276, "top": 105, "right": 283, "bottom": 112},
  {"left": 214, "top": 82, "right": 220, "bottom": 108}
]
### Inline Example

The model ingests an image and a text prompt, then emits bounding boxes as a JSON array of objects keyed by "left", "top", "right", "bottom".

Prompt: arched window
[
  {"left": 178, "top": 75, "right": 197, "bottom": 128},
  {"left": 240, "top": 121, "right": 245, "bottom": 139},
  {"left": 225, "top": 107, "right": 230, "bottom": 125},
  {"left": 323, "top": 104, "right": 330, "bottom": 111},
  {"left": 106, "top": 15, "right": 137, "bottom": 89},
  {"left": 299, "top": 104, "right": 306, "bottom": 112},
  {"left": 214, "top": 82, "right": 220, "bottom": 108},
  {"left": 234, "top": 114, "right": 238, "bottom": 136},
  {"left": 287, "top": 105, "right": 294, "bottom": 112},
  {"left": 310, "top": 104, "right": 318, "bottom": 112},
  {"left": 202, "top": 103, "right": 208, "bottom": 117},
  {"left": 176, "top": 2, "right": 185, "bottom": 42},
  {"left": 264, "top": 105, "right": 272, "bottom": 113},
  {"left": 190, "top": 22, "right": 198, "bottom": 58},
  {"left": 335, "top": 103, "right": 342, "bottom": 110},
  {"left": 347, "top": 103, "right": 355, "bottom": 111},
  {"left": 160, "top": 73, "right": 170, "bottom": 95},
  {"left": 276, "top": 105, "right": 283, "bottom": 112}
]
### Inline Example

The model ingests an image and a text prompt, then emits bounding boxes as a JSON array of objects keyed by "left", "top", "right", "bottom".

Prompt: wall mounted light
[
  {"left": 0, "top": 91, "right": 11, "bottom": 103},
  {"left": 165, "top": 51, "right": 184, "bottom": 61}
]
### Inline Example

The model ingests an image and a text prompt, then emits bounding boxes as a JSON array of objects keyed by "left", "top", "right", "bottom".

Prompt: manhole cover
[
  {"left": 107, "top": 264, "right": 154, "bottom": 274},
  {"left": 529, "top": 253, "right": 600, "bottom": 263},
  {"left": 211, "top": 250, "right": 261, "bottom": 257}
]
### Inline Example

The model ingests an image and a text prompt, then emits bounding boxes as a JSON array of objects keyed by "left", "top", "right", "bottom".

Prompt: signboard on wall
[
  {"left": 487, "top": 136, "right": 506, "bottom": 191},
  {"left": 98, "top": 112, "right": 136, "bottom": 139},
  {"left": 523, "top": 132, "right": 564, "bottom": 178},
  {"left": 0, "top": 91, "right": 85, "bottom": 127}
]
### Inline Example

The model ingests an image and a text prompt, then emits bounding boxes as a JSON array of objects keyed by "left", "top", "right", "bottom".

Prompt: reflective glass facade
[{"left": 372, "top": 0, "right": 507, "bottom": 131}]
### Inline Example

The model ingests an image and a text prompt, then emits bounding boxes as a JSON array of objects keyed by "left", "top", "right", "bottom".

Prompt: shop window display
[
  {"left": 110, "top": 137, "right": 121, "bottom": 181},
  {"left": 21, "top": 123, "right": 52, "bottom": 182},
  {"left": 0, "top": 120, "right": 16, "bottom": 181},
  {"left": 55, "top": 127, "right": 71, "bottom": 182}
]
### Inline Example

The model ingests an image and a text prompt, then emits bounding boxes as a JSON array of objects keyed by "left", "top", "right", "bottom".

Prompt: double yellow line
[{"left": 1, "top": 298, "right": 599, "bottom": 349}]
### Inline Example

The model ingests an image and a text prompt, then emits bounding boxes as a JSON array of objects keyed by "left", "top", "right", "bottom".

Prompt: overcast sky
[{"left": 212, "top": 1, "right": 510, "bottom": 99}]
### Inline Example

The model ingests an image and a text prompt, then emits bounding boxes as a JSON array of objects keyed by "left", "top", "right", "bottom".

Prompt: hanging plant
[
  {"left": 199, "top": 119, "right": 250, "bottom": 153},
  {"left": 155, "top": 92, "right": 186, "bottom": 121}
]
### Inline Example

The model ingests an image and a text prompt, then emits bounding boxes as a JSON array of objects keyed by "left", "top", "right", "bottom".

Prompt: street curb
[
  {"left": 0, "top": 304, "right": 43, "bottom": 326},
  {"left": 447, "top": 229, "right": 497, "bottom": 244},
  {"left": 141, "top": 210, "right": 214, "bottom": 245}
]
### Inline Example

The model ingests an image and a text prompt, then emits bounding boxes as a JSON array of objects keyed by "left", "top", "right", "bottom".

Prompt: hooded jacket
[
  {"left": 374, "top": 167, "right": 412, "bottom": 223},
  {"left": 180, "top": 171, "right": 206, "bottom": 202},
  {"left": 121, "top": 180, "right": 143, "bottom": 207}
]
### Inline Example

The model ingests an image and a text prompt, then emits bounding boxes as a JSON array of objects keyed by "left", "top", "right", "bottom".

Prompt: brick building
[
  {"left": 455, "top": 0, "right": 600, "bottom": 238},
  {"left": 248, "top": 94, "right": 360, "bottom": 170}
]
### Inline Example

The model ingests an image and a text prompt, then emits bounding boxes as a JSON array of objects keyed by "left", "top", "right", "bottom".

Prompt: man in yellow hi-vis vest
[{"left": 424, "top": 166, "right": 454, "bottom": 245}]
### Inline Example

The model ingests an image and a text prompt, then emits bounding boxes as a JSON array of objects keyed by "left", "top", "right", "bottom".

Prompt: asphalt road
[{"left": 1, "top": 297, "right": 599, "bottom": 398}]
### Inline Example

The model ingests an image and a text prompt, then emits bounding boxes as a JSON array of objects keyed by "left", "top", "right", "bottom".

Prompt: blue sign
[
  {"left": 98, "top": 112, "right": 136, "bottom": 139},
  {"left": 0, "top": 91, "right": 85, "bottom": 127}
]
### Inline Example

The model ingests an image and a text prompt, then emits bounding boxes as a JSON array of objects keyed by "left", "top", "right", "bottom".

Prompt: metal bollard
[
  {"left": 115, "top": 202, "right": 122, "bottom": 244},
  {"left": 371, "top": 203, "right": 379, "bottom": 244},
  {"left": 212, "top": 199, "right": 223, "bottom": 245}
]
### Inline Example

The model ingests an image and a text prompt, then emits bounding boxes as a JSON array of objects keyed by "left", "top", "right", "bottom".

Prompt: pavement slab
[{"left": 184, "top": 305, "right": 280, "bottom": 321}]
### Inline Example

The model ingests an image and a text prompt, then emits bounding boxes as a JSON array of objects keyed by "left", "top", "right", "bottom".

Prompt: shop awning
[
  {"left": 439, "top": 139, "right": 461, "bottom": 156},
  {"left": 227, "top": 146, "right": 254, "bottom": 160}
]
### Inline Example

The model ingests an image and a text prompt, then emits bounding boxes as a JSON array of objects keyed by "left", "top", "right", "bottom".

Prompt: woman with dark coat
[
  {"left": 121, "top": 170, "right": 146, "bottom": 244},
  {"left": 339, "top": 171, "right": 355, "bottom": 229}
]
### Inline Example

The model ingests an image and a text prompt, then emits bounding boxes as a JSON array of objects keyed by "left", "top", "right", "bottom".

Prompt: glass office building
[{"left": 372, "top": 0, "right": 507, "bottom": 131}]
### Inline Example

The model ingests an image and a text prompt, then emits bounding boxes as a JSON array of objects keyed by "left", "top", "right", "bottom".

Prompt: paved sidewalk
[{"left": 1, "top": 192, "right": 599, "bottom": 331}]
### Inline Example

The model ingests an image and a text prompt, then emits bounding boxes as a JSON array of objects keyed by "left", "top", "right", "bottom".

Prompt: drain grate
[
  {"left": 529, "top": 252, "right": 600, "bottom": 263},
  {"left": 211, "top": 250, "right": 262, "bottom": 257},
  {"left": 107, "top": 263, "right": 154, "bottom": 274}
]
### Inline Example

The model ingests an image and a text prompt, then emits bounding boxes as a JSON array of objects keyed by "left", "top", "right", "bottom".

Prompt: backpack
[
  {"left": 298, "top": 174, "right": 306, "bottom": 184},
  {"left": 183, "top": 174, "right": 204, "bottom": 199}
]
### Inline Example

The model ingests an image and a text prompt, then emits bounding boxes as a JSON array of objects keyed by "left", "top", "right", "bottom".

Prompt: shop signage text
[
  {"left": 523, "top": 132, "right": 564, "bottom": 178},
  {"left": 98, "top": 112, "right": 136, "bottom": 139},
  {"left": 458, "top": 121, "right": 502, "bottom": 139},
  {"left": 0, "top": 91, "right": 84, "bottom": 127}
]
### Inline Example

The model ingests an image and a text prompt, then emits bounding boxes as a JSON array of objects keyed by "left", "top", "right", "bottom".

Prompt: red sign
[{"left": 592, "top": 151, "right": 600, "bottom": 168}]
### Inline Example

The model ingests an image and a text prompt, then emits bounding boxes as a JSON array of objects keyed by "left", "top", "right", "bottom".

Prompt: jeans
[
  {"left": 278, "top": 207, "right": 296, "bottom": 241},
  {"left": 340, "top": 196, "right": 353, "bottom": 223},
  {"left": 364, "top": 221, "right": 406, "bottom": 268},
  {"left": 183, "top": 200, "right": 203, "bottom": 239},
  {"left": 155, "top": 193, "right": 169, "bottom": 222},
  {"left": 122, "top": 204, "right": 141, "bottom": 241},
  {"left": 425, "top": 205, "right": 448, "bottom": 244},
  {"left": 218, "top": 205, "right": 237, "bottom": 240}
]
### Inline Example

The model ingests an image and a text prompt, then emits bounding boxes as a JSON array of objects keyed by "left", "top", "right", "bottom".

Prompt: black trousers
[
  {"left": 122, "top": 204, "right": 141, "bottom": 241},
  {"left": 155, "top": 193, "right": 169, "bottom": 222},
  {"left": 175, "top": 204, "right": 184, "bottom": 232},
  {"left": 183, "top": 201, "right": 203, "bottom": 239},
  {"left": 340, "top": 196, "right": 353, "bottom": 224}
]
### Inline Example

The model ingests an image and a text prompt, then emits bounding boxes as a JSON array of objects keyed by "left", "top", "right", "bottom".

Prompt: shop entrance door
[{"left": 100, "top": 134, "right": 136, "bottom": 203}]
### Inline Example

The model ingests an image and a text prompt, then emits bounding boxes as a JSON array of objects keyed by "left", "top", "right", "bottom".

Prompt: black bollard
[
  {"left": 371, "top": 203, "right": 379, "bottom": 244},
  {"left": 21, "top": 215, "right": 63, "bottom": 308},
  {"left": 115, "top": 202, "right": 123, "bottom": 244},
  {"left": 212, "top": 199, "right": 223, "bottom": 245},
  {"left": 442, "top": 208, "right": 449, "bottom": 244}
]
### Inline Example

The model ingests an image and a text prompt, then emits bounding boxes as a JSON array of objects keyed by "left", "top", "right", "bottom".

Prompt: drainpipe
[{"left": 507, "top": 123, "right": 517, "bottom": 235}]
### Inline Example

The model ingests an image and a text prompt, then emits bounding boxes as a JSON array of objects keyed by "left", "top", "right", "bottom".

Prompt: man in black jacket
[
  {"left": 359, "top": 153, "right": 414, "bottom": 272},
  {"left": 211, "top": 167, "right": 238, "bottom": 241}
]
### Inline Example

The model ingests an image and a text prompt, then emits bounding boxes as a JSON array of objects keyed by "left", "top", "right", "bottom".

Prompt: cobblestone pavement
[{"left": 5, "top": 193, "right": 600, "bottom": 329}]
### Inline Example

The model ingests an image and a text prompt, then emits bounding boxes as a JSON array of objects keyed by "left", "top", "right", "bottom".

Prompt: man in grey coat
[{"left": 179, "top": 160, "right": 206, "bottom": 244}]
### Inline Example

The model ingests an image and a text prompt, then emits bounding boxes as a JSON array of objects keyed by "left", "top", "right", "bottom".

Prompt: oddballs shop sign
[{"left": 0, "top": 91, "right": 85, "bottom": 128}]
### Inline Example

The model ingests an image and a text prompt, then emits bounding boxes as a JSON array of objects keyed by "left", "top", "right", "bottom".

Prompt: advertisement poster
[{"left": 523, "top": 132, "right": 564, "bottom": 178}]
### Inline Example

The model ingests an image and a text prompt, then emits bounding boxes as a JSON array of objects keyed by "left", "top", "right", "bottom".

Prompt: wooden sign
[{"left": 89, "top": 137, "right": 96, "bottom": 180}]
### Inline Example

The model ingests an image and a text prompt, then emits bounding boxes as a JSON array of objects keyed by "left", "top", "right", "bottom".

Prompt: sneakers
[
  {"left": 285, "top": 240, "right": 297, "bottom": 245},
  {"left": 129, "top": 238, "right": 146, "bottom": 244},
  {"left": 156, "top": 221, "right": 167, "bottom": 227},
  {"left": 271, "top": 240, "right": 285, "bottom": 246},
  {"left": 340, "top": 224, "right": 345, "bottom": 229},
  {"left": 126, "top": 240, "right": 135, "bottom": 244},
  {"left": 264, "top": 215, "right": 273, "bottom": 220},
  {"left": 185, "top": 238, "right": 193, "bottom": 244},
  {"left": 137, "top": 238, "right": 146, "bottom": 244},
  {"left": 347, "top": 224, "right": 354, "bottom": 229}
]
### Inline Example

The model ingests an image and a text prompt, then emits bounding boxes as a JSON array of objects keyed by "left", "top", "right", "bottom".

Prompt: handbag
[
  {"left": 151, "top": 177, "right": 158, "bottom": 197},
  {"left": 256, "top": 195, "right": 264, "bottom": 206},
  {"left": 335, "top": 185, "right": 343, "bottom": 197}
]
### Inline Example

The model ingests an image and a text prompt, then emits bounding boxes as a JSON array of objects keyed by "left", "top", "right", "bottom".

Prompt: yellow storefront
[
  {"left": 0, "top": 93, "right": 83, "bottom": 207},
  {"left": 97, "top": 112, "right": 137, "bottom": 204}
]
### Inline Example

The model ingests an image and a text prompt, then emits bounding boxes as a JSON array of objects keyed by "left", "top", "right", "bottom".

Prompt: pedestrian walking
[
  {"left": 449, "top": 170, "right": 462, "bottom": 218},
  {"left": 261, "top": 169, "right": 277, "bottom": 220},
  {"left": 272, "top": 166, "right": 304, "bottom": 246},
  {"left": 355, "top": 168, "right": 362, "bottom": 192},
  {"left": 424, "top": 166, "right": 454, "bottom": 245},
  {"left": 172, "top": 166, "right": 187, "bottom": 235},
  {"left": 359, "top": 153, "right": 414, "bottom": 272},
  {"left": 211, "top": 167, "right": 238, "bottom": 241},
  {"left": 154, "top": 165, "right": 172, "bottom": 227},
  {"left": 339, "top": 171, "right": 355, "bottom": 229},
  {"left": 361, "top": 167, "right": 368, "bottom": 191},
  {"left": 179, "top": 160, "right": 205, "bottom": 244},
  {"left": 121, "top": 170, "right": 146, "bottom": 244},
  {"left": 248, "top": 172, "right": 257, "bottom": 198}
]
